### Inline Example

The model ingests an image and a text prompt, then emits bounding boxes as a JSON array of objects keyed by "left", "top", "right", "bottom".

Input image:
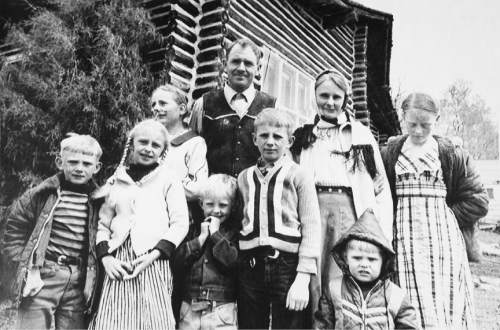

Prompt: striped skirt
[
  {"left": 395, "top": 173, "right": 475, "bottom": 329},
  {"left": 89, "top": 237, "right": 175, "bottom": 330}
]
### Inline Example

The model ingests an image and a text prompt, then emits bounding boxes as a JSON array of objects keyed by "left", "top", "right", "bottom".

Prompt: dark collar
[
  {"left": 170, "top": 130, "right": 198, "bottom": 147},
  {"left": 126, "top": 163, "right": 159, "bottom": 182},
  {"left": 57, "top": 172, "right": 95, "bottom": 194}
]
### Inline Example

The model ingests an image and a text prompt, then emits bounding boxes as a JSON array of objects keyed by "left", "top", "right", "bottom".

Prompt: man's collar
[{"left": 224, "top": 84, "right": 256, "bottom": 104}]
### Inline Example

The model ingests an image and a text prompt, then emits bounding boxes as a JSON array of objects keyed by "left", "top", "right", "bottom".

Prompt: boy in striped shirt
[
  {"left": 3, "top": 134, "right": 102, "bottom": 329},
  {"left": 237, "top": 108, "right": 321, "bottom": 329}
]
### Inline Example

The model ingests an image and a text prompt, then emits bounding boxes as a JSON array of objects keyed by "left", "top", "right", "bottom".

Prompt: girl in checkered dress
[{"left": 382, "top": 93, "right": 489, "bottom": 329}]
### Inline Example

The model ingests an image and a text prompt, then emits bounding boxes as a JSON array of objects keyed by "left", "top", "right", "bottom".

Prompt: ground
[
  {"left": 471, "top": 230, "right": 500, "bottom": 330},
  {"left": 1, "top": 231, "right": 500, "bottom": 330}
]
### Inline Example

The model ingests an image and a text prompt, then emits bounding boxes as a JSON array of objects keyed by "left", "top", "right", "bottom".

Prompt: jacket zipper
[
  {"left": 28, "top": 189, "right": 61, "bottom": 267},
  {"left": 351, "top": 277, "right": 381, "bottom": 330}
]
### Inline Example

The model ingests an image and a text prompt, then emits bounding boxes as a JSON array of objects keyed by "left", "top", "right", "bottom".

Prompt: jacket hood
[{"left": 332, "top": 208, "right": 395, "bottom": 279}]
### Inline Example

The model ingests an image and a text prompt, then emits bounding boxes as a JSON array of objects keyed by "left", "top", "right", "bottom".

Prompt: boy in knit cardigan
[{"left": 237, "top": 108, "right": 321, "bottom": 329}]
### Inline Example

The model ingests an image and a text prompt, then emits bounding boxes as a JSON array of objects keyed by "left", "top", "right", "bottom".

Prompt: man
[{"left": 190, "top": 38, "right": 277, "bottom": 177}]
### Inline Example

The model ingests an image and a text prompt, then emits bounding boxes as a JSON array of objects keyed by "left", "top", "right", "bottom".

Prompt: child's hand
[
  {"left": 199, "top": 221, "right": 210, "bottom": 245},
  {"left": 102, "top": 255, "right": 133, "bottom": 281},
  {"left": 286, "top": 272, "right": 311, "bottom": 311},
  {"left": 207, "top": 216, "right": 221, "bottom": 233},
  {"left": 125, "top": 249, "right": 161, "bottom": 280}
]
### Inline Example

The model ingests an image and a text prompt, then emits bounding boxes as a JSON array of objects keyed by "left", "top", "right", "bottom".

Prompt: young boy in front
[
  {"left": 237, "top": 108, "right": 321, "bottom": 329},
  {"left": 314, "top": 209, "right": 419, "bottom": 329},
  {"left": 174, "top": 174, "right": 239, "bottom": 329},
  {"left": 2, "top": 134, "right": 102, "bottom": 330}
]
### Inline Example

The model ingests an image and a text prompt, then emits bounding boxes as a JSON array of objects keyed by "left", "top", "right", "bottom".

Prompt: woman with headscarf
[{"left": 291, "top": 69, "right": 393, "bottom": 317}]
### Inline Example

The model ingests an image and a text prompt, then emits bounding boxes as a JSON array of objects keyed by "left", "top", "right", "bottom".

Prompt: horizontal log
[
  {"left": 196, "top": 61, "right": 220, "bottom": 74},
  {"left": 193, "top": 83, "right": 219, "bottom": 99},
  {"left": 198, "top": 37, "right": 223, "bottom": 51},
  {"left": 199, "top": 24, "right": 223, "bottom": 38},
  {"left": 202, "top": 0, "right": 222, "bottom": 13},
  {"left": 196, "top": 47, "right": 220, "bottom": 63},
  {"left": 200, "top": 9, "right": 223, "bottom": 26},
  {"left": 232, "top": 1, "right": 329, "bottom": 74},
  {"left": 242, "top": 0, "right": 353, "bottom": 74},
  {"left": 195, "top": 73, "right": 220, "bottom": 86},
  {"left": 255, "top": 0, "right": 355, "bottom": 71},
  {"left": 172, "top": 45, "right": 195, "bottom": 68}
]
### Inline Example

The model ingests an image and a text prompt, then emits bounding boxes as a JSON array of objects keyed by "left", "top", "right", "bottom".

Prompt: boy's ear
[
  {"left": 94, "top": 161, "right": 102, "bottom": 175},
  {"left": 252, "top": 132, "right": 258, "bottom": 146},
  {"left": 288, "top": 135, "right": 295, "bottom": 147},
  {"left": 55, "top": 156, "right": 63, "bottom": 170}
]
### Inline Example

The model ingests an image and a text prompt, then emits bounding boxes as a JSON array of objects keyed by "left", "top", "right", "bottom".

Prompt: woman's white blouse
[{"left": 299, "top": 119, "right": 351, "bottom": 187}]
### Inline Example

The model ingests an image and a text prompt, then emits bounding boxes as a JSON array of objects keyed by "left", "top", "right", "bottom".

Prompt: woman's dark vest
[{"left": 201, "top": 89, "right": 276, "bottom": 177}]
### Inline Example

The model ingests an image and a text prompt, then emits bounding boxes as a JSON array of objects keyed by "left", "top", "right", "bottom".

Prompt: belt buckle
[
  {"left": 267, "top": 249, "right": 280, "bottom": 259},
  {"left": 57, "top": 255, "right": 67, "bottom": 265}
]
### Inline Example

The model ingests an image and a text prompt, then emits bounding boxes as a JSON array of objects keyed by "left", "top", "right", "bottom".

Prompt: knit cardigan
[
  {"left": 237, "top": 156, "right": 321, "bottom": 274},
  {"left": 381, "top": 135, "right": 489, "bottom": 228}
]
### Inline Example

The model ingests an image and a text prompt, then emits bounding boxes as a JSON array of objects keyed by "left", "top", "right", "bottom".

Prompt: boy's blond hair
[
  {"left": 200, "top": 174, "right": 238, "bottom": 201},
  {"left": 253, "top": 108, "right": 295, "bottom": 138},
  {"left": 345, "top": 239, "right": 383, "bottom": 256},
  {"left": 60, "top": 133, "right": 102, "bottom": 160}
]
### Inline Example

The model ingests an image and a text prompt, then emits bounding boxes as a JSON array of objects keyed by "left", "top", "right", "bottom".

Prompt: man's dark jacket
[{"left": 202, "top": 89, "right": 276, "bottom": 177}]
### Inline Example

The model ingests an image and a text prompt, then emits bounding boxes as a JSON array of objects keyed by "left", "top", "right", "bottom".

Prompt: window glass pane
[
  {"left": 262, "top": 53, "right": 280, "bottom": 98},
  {"left": 297, "top": 78, "right": 306, "bottom": 111},
  {"left": 280, "top": 64, "right": 295, "bottom": 110}
]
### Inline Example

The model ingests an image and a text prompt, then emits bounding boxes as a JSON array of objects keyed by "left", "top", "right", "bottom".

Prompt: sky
[{"left": 363, "top": 0, "right": 500, "bottom": 122}]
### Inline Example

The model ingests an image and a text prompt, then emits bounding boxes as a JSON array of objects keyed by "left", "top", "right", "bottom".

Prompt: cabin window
[{"left": 260, "top": 47, "right": 315, "bottom": 125}]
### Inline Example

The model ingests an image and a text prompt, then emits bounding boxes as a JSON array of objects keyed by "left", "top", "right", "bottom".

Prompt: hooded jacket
[
  {"left": 1, "top": 174, "right": 102, "bottom": 314},
  {"left": 314, "top": 209, "right": 419, "bottom": 330}
]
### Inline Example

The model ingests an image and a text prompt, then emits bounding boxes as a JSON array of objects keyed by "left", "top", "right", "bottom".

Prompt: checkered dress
[{"left": 395, "top": 144, "right": 475, "bottom": 329}]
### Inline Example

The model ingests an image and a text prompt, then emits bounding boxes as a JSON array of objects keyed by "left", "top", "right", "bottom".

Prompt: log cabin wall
[
  {"left": 143, "top": 0, "right": 360, "bottom": 108},
  {"left": 226, "top": 0, "right": 359, "bottom": 118},
  {"left": 144, "top": 0, "right": 200, "bottom": 98},
  {"left": 142, "top": 0, "right": 393, "bottom": 131},
  {"left": 226, "top": 0, "right": 355, "bottom": 81},
  {"left": 143, "top": 0, "right": 230, "bottom": 100},
  {"left": 352, "top": 25, "right": 369, "bottom": 126}
]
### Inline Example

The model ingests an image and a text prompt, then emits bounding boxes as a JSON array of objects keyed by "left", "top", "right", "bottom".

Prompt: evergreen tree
[{"left": 0, "top": 0, "right": 164, "bottom": 203}]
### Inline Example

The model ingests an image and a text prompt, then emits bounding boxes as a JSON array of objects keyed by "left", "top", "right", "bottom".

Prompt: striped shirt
[
  {"left": 237, "top": 156, "right": 321, "bottom": 274},
  {"left": 47, "top": 190, "right": 89, "bottom": 258}
]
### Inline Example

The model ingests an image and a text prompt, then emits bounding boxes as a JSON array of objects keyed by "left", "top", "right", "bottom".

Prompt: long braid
[
  {"left": 119, "top": 135, "right": 133, "bottom": 168},
  {"left": 350, "top": 144, "right": 378, "bottom": 179}
]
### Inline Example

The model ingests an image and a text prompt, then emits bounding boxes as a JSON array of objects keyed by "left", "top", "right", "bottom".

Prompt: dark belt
[
  {"left": 316, "top": 185, "right": 352, "bottom": 195},
  {"left": 240, "top": 246, "right": 281, "bottom": 260},
  {"left": 46, "top": 252, "right": 84, "bottom": 267},
  {"left": 240, "top": 246, "right": 299, "bottom": 269}
]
